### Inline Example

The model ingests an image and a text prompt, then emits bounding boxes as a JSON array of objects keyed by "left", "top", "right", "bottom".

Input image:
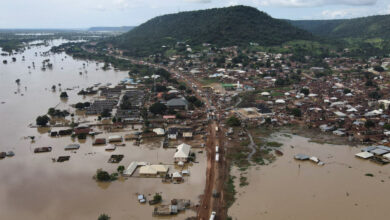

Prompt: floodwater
[
  {"left": 0, "top": 40, "right": 206, "bottom": 219},
  {"left": 229, "top": 133, "right": 390, "bottom": 220}
]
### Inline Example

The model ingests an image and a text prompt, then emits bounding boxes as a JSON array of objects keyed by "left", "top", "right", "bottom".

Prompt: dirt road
[{"left": 84, "top": 49, "right": 228, "bottom": 219}]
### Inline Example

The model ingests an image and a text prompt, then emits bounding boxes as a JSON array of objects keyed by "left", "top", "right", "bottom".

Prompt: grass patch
[
  {"left": 266, "top": 141, "right": 283, "bottom": 148},
  {"left": 200, "top": 78, "right": 219, "bottom": 85},
  {"left": 239, "top": 175, "right": 249, "bottom": 187},
  {"left": 224, "top": 174, "right": 236, "bottom": 208}
]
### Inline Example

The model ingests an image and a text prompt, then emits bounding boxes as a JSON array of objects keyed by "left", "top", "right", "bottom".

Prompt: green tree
[
  {"left": 149, "top": 102, "right": 167, "bottom": 115},
  {"left": 117, "top": 165, "right": 125, "bottom": 174},
  {"left": 75, "top": 102, "right": 85, "bottom": 109},
  {"left": 153, "top": 193, "right": 162, "bottom": 203},
  {"left": 290, "top": 108, "right": 302, "bottom": 117},
  {"left": 101, "top": 109, "right": 111, "bottom": 118},
  {"left": 365, "top": 120, "right": 375, "bottom": 128},
  {"left": 96, "top": 169, "right": 111, "bottom": 182},
  {"left": 374, "top": 66, "right": 385, "bottom": 72},
  {"left": 300, "top": 88, "right": 310, "bottom": 96},
  {"left": 36, "top": 115, "right": 50, "bottom": 126},
  {"left": 98, "top": 214, "right": 110, "bottom": 220},
  {"left": 48, "top": 108, "right": 56, "bottom": 116},
  {"left": 60, "top": 92, "right": 68, "bottom": 98}
]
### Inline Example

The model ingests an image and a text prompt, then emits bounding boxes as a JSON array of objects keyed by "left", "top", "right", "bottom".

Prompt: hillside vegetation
[
  {"left": 290, "top": 14, "right": 390, "bottom": 39},
  {"left": 113, "top": 6, "right": 313, "bottom": 56}
]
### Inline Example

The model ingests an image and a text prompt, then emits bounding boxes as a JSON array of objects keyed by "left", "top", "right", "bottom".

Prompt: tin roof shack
[
  {"left": 167, "top": 127, "right": 192, "bottom": 140},
  {"left": 174, "top": 143, "right": 192, "bottom": 163},
  {"left": 86, "top": 99, "right": 118, "bottom": 115},
  {"left": 153, "top": 205, "right": 178, "bottom": 216},
  {"left": 139, "top": 165, "right": 169, "bottom": 177},
  {"left": 115, "top": 90, "right": 145, "bottom": 122},
  {"left": 74, "top": 126, "right": 91, "bottom": 135},
  {"left": 100, "top": 85, "right": 124, "bottom": 98},
  {"left": 93, "top": 138, "right": 106, "bottom": 145},
  {"left": 166, "top": 97, "right": 189, "bottom": 110}
]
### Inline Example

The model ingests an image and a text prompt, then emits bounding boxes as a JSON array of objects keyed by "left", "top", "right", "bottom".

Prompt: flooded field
[
  {"left": 229, "top": 133, "right": 390, "bottom": 220},
  {"left": 0, "top": 41, "right": 206, "bottom": 219}
]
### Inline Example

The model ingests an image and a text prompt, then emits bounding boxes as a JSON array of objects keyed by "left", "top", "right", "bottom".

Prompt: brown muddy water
[
  {"left": 0, "top": 41, "right": 206, "bottom": 219},
  {"left": 229, "top": 133, "right": 390, "bottom": 220}
]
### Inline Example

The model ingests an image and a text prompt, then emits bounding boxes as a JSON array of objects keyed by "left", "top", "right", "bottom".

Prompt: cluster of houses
[{"left": 147, "top": 42, "right": 390, "bottom": 146}]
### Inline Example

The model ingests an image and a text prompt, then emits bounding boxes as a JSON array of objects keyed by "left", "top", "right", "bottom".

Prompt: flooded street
[
  {"left": 229, "top": 133, "right": 390, "bottom": 220},
  {"left": 0, "top": 41, "right": 206, "bottom": 219}
]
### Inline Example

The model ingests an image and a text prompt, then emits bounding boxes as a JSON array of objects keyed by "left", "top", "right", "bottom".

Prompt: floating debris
[{"left": 57, "top": 156, "right": 70, "bottom": 162}]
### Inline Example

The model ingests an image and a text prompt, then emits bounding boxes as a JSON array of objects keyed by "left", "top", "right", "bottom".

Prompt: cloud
[
  {"left": 321, "top": 7, "right": 372, "bottom": 18},
  {"left": 379, "top": 4, "right": 390, "bottom": 14}
]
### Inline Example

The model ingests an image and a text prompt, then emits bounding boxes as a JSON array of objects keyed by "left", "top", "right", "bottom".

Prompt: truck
[
  {"left": 215, "top": 126, "right": 219, "bottom": 132},
  {"left": 209, "top": 211, "right": 216, "bottom": 220},
  {"left": 215, "top": 146, "right": 219, "bottom": 153},
  {"left": 215, "top": 153, "right": 219, "bottom": 162}
]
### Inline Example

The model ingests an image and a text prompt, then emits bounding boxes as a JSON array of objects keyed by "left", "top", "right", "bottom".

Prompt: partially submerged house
[
  {"left": 139, "top": 165, "right": 169, "bottom": 176},
  {"left": 174, "top": 143, "right": 191, "bottom": 163}
]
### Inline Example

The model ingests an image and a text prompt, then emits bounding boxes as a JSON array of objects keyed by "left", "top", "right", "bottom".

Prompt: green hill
[
  {"left": 113, "top": 6, "right": 313, "bottom": 56},
  {"left": 289, "top": 14, "right": 390, "bottom": 39}
]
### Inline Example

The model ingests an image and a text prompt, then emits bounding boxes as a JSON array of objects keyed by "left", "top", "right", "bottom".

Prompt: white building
[{"left": 174, "top": 143, "right": 192, "bottom": 163}]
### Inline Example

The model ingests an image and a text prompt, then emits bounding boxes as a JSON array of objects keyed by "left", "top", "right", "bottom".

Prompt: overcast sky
[{"left": 1, "top": 0, "right": 389, "bottom": 28}]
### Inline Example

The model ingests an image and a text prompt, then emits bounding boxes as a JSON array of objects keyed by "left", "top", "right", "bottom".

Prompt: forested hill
[
  {"left": 289, "top": 14, "right": 390, "bottom": 39},
  {"left": 112, "top": 5, "right": 313, "bottom": 56}
]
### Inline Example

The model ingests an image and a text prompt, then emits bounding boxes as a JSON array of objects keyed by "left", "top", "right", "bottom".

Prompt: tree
[
  {"left": 96, "top": 169, "right": 111, "bottom": 182},
  {"left": 290, "top": 108, "right": 302, "bottom": 117},
  {"left": 36, "top": 115, "right": 50, "bottom": 126},
  {"left": 300, "top": 88, "right": 310, "bottom": 96},
  {"left": 226, "top": 116, "right": 241, "bottom": 127},
  {"left": 48, "top": 108, "right": 56, "bottom": 116},
  {"left": 60, "top": 92, "right": 68, "bottom": 98},
  {"left": 75, "top": 102, "right": 85, "bottom": 109},
  {"left": 153, "top": 193, "right": 162, "bottom": 203},
  {"left": 98, "top": 214, "right": 110, "bottom": 220},
  {"left": 365, "top": 120, "right": 375, "bottom": 128},
  {"left": 117, "top": 165, "right": 125, "bottom": 174},
  {"left": 15, "top": 79, "right": 20, "bottom": 85},
  {"left": 178, "top": 84, "right": 186, "bottom": 90},
  {"left": 374, "top": 66, "right": 385, "bottom": 72},
  {"left": 343, "top": 88, "right": 351, "bottom": 94},
  {"left": 101, "top": 109, "right": 111, "bottom": 118},
  {"left": 369, "top": 91, "right": 382, "bottom": 100},
  {"left": 383, "top": 123, "right": 390, "bottom": 130},
  {"left": 120, "top": 96, "right": 132, "bottom": 110},
  {"left": 149, "top": 102, "right": 167, "bottom": 115}
]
